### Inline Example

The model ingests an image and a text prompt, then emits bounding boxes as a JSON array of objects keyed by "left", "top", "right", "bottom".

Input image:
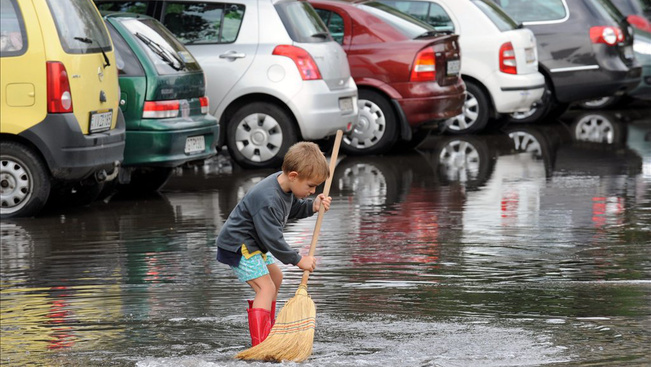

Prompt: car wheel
[
  {"left": 123, "top": 167, "right": 174, "bottom": 193},
  {"left": 48, "top": 181, "right": 105, "bottom": 208},
  {"left": 0, "top": 142, "right": 51, "bottom": 218},
  {"left": 507, "top": 80, "right": 567, "bottom": 123},
  {"left": 445, "top": 81, "right": 490, "bottom": 134},
  {"left": 343, "top": 89, "right": 398, "bottom": 155},
  {"left": 227, "top": 102, "right": 297, "bottom": 169},
  {"left": 571, "top": 112, "right": 623, "bottom": 145},
  {"left": 577, "top": 96, "right": 621, "bottom": 110},
  {"left": 434, "top": 136, "right": 492, "bottom": 188}
]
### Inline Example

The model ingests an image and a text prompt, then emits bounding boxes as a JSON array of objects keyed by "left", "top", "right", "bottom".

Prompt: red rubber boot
[
  {"left": 248, "top": 300, "right": 276, "bottom": 326},
  {"left": 247, "top": 307, "right": 272, "bottom": 346}
]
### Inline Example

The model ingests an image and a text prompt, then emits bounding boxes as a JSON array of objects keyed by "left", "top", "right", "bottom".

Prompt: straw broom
[{"left": 235, "top": 129, "right": 344, "bottom": 362}]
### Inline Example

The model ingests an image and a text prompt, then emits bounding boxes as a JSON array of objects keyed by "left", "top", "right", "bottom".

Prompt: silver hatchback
[{"left": 95, "top": 0, "right": 358, "bottom": 168}]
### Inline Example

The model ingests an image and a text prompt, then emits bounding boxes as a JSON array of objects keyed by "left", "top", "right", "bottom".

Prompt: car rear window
[
  {"left": 377, "top": 0, "right": 455, "bottom": 32},
  {"left": 472, "top": 0, "right": 519, "bottom": 31},
  {"left": 47, "top": 0, "right": 113, "bottom": 54},
  {"left": 275, "top": 1, "right": 332, "bottom": 43},
  {"left": 160, "top": 2, "right": 245, "bottom": 44},
  {"left": 0, "top": 0, "right": 27, "bottom": 57},
  {"left": 357, "top": 1, "right": 436, "bottom": 39},
  {"left": 118, "top": 17, "right": 203, "bottom": 74},
  {"left": 106, "top": 22, "right": 145, "bottom": 77},
  {"left": 95, "top": 0, "right": 150, "bottom": 13},
  {"left": 492, "top": 0, "right": 567, "bottom": 23},
  {"left": 586, "top": 0, "right": 626, "bottom": 25}
]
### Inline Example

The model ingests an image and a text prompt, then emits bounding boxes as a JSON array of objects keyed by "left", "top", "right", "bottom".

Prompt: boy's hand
[
  {"left": 297, "top": 255, "right": 317, "bottom": 272},
  {"left": 313, "top": 193, "right": 332, "bottom": 213}
]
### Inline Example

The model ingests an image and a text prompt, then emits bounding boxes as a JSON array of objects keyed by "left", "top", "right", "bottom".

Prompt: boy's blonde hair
[{"left": 282, "top": 142, "right": 329, "bottom": 182}]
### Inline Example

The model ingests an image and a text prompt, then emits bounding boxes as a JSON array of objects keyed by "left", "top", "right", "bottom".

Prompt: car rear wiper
[
  {"left": 415, "top": 30, "right": 453, "bottom": 39},
  {"left": 74, "top": 36, "right": 111, "bottom": 68},
  {"left": 135, "top": 32, "right": 186, "bottom": 71},
  {"left": 311, "top": 32, "right": 330, "bottom": 39}
]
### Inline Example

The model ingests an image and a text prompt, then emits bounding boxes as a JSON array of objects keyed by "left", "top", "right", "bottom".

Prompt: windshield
[
  {"left": 276, "top": 1, "right": 332, "bottom": 43},
  {"left": 358, "top": 1, "right": 436, "bottom": 39},
  {"left": 472, "top": 0, "right": 519, "bottom": 31},
  {"left": 120, "top": 17, "right": 202, "bottom": 74}
]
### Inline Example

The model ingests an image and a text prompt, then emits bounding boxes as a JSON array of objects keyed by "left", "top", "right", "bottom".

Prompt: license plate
[
  {"left": 525, "top": 48, "right": 535, "bottom": 63},
  {"left": 185, "top": 135, "right": 205, "bottom": 154},
  {"left": 339, "top": 97, "right": 354, "bottom": 113},
  {"left": 447, "top": 59, "right": 460, "bottom": 75},
  {"left": 89, "top": 110, "right": 112, "bottom": 133}
]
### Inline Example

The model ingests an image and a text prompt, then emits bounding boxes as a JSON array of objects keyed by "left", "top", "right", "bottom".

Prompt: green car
[{"left": 103, "top": 12, "right": 219, "bottom": 192}]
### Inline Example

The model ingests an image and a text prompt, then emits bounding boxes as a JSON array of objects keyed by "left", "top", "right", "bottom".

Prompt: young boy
[{"left": 216, "top": 141, "right": 332, "bottom": 347}]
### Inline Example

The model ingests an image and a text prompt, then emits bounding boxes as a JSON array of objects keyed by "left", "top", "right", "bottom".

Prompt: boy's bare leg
[
  {"left": 267, "top": 263, "right": 283, "bottom": 301},
  {"left": 247, "top": 275, "right": 276, "bottom": 310}
]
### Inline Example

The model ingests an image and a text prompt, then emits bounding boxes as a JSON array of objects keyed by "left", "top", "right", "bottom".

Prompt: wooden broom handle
[{"left": 300, "top": 129, "right": 343, "bottom": 286}]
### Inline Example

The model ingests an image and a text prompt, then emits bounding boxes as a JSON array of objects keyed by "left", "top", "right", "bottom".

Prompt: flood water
[{"left": 2, "top": 106, "right": 650, "bottom": 367}]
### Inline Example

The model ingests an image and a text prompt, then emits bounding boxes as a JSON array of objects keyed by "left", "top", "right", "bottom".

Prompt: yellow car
[{"left": 1, "top": 0, "right": 126, "bottom": 218}]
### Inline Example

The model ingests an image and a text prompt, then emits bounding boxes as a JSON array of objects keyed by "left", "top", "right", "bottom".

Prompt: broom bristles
[{"left": 235, "top": 285, "right": 316, "bottom": 362}]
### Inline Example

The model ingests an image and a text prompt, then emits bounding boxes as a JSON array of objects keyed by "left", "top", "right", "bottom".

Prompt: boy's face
[{"left": 288, "top": 172, "right": 323, "bottom": 199}]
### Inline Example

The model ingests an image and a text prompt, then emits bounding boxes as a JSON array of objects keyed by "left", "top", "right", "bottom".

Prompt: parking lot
[{"left": 2, "top": 100, "right": 650, "bottom": 366}]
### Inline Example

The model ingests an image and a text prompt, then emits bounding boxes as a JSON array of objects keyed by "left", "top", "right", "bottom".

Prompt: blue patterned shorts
[{"left": 231, "top": 252, "right": 276, "bottom": 282}]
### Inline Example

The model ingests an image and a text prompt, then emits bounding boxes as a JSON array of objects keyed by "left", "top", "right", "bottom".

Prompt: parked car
[
  {"left": 491, "top": 0, "right": 642, "bottom": 123},
  {"left": 94, "top": 0, "right": 357, "bottom": 169},
  {"left": 102, "top": 12, "right": 220, "bottom": 193},
  {"left": 308, "top": 0, "right": 466, "bottom": 154},
  {"left": 1, "top": 0, "right": 125, "bottom": 218},
  {"left": 375, "top": 0, "right": 545, "bottom": 134},
  {"left": 579, "top": 0, "right": 651, "bottom": 108}
]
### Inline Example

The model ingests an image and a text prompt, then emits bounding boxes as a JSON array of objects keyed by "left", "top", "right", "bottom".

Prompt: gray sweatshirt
[{"left": 216, "top": 172, "right": 315, "bottom": 265}]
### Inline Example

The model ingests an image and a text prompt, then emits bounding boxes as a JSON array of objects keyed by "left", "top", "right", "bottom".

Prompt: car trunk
[
  {"left": 414, "top": 33, "right": 462, "bottom": 87},
  {"left": 299, "top": 41, "right": 353, "bottom": 91},
  {"left": 505, "top": 28, "right": 540, "bottom": 75}
]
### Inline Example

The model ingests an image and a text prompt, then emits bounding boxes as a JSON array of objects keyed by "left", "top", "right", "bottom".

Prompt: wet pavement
[{"left": 1, "top": 103, "right": 650, "bottom": 366}]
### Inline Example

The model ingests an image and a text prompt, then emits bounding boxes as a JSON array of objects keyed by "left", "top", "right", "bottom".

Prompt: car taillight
[
  {"left": 499, "top": 42, "right": 517, "bottom": 75},
  {"left": 410, "top": 48, "right": 436, "bottom": 82},
  {"left": 143, "top": 100, "right": 180, "bottom": 118},
  {"left": 272, "top": 45, "right": 322, "bottom": 80},
  {"left": 627, "top": 15, "right": 651, "bottom": 33},
  {"left": 590, "top": 26, "right": 624, "bottom": 46},
  {"left": 47, "top": 61, "right": 73, "bottom": 113},
  {"left": 200, "top": 96, "right": 209, "bottom": 114}
]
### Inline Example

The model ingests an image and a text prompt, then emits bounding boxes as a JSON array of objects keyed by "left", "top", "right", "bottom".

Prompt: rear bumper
[
  {"left": 552, "top": 64, "right": 642, "bottom": 103},
  {"left": 394, "top": 81, "right": 466, "bottom": 126},
  {"left": 287, "top": 77, "right": 358, "bottom": 140},
  {"left": 628, "top": 64, "right": 651, "bottom": 100},
  {"left": 19, "top": 112, "right": 126, "bottom": 181},
  {"left": 492, "top": 72, "right": 545, "bottom": 113},
  {"left": 123, "top": 122, "right": 220, "bottom": 167}
]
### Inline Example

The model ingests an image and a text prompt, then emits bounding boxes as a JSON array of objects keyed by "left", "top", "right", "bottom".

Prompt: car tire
[
  {"left": 577, "top": 96, "right": 622, "bottom": 110},
  {"left": 227, "top": 102, "right": 297, "bottom": 169},
  {"left": 445, "top": 81, "right": 490, "bottom": 134},
  {"left": 570, "top": 112, "right": 624, "bottom": 145},
  {"left": 48, "top": 181, "right": 105, "bottom": 208},
  {"left": 507, "top": 80, "right": 567, "bottom": 123},
  {"left": 1, "top": 141, "right": 51, "bottom": 219},
  {"left": 343, "top": 89, "right": 398, "bottom": 156}
]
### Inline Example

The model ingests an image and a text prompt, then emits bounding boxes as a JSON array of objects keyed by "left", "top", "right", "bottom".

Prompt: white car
[
  {"left": 378, "top": 0, "right": 545, "bottom": 134},
  {"left": 95, "top": 0, "right": 358, "bottom": 168}
]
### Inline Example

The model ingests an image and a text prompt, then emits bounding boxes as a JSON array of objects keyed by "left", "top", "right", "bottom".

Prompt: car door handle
[{"left": 219, "top": 51, "right": 246, "bottom": 59}]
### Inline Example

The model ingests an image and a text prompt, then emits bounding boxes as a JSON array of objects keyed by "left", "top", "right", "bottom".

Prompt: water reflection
[{"left": 1, "top": 106, "right": 650, "bottom": 366}]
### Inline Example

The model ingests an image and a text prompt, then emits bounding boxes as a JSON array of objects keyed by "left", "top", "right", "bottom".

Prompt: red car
[{"left": 308, "top": 0, "right": 466, "bottom": 155}]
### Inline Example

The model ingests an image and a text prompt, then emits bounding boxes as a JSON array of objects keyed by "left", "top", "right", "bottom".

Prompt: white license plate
[
  {"left": 447, "top": 59, "right": 460, "bottom": 75},
  {"left": 185, "top": 135, "right": 205, "bottom": 154},
  {"left": 339, "top": 97, "right": 354, "bottom": 113},
  {"left": 89, "top": 110, "right": 113, "bottom": 133},
  {"left": 525, "top": 48, "right": 535, "bottom": 63}
]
